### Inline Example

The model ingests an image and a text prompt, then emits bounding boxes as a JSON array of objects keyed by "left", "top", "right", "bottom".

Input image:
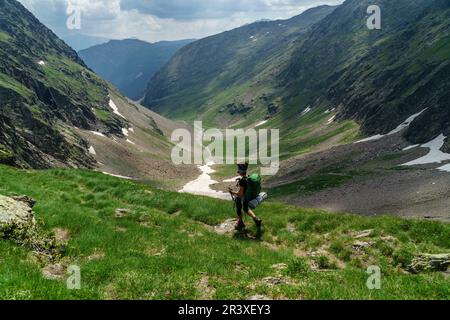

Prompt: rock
[
  {"left": 271, "top": 263, "right": 288, "bottom": 272},
  {"left": 0, "top": 195, "right": 61, "bottom": 259},
  {"left": 380, "top": 235, "right": 397, "bottom": 242},
  {"left": 354, "top": 229, "right": 374, "bottom": 239},
  {"left": 115, "top": 208, "right": 130, "bottom": 218},
  {"left": 214, "top": 219, "right": 238, "bottom": 235},
  {"left": 286, "top": 223, "right": 296, "bottom": 233},
  {"left": 11, "top": 195, "right": 36, "bottom": 208},
  {"left": 42, "top": 263, "right": 66, "bottom": 280},
  {"left": 262, "top": 277, "right": 287, "bottom": 286},
  {"left": 352, "top": 241, "right": 373, "bottom": 250},
  {"left": 87, "top": 250, "right": 105, "bottom": 262},
  {"left": 0, "top": 195, "right": 36, "bottom": 239},
  {"left": 408, "top": 254, "right": 450, "bottom": 274}
]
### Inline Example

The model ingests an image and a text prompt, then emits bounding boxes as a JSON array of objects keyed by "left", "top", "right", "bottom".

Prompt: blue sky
[{"left": 18, "top": 0, "right": 344, "bottom": 43}]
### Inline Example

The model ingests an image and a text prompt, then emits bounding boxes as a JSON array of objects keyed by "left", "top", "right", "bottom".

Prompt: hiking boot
[
  {"left": 254, "top": 218, "right": 263, "bottom": 229},
  {"left": 235, "top": 220, "right": 245, "bottom": 231}
]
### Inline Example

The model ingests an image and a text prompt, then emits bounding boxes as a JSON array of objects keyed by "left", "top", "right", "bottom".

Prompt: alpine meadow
[{"left": 0, "top": 0, "right": 449, "bottom": 306}]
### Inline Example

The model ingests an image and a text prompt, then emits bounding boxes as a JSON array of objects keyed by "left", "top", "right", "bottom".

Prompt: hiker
[{"left": 228, "top": 162, "right": 263, "bottom": 231}]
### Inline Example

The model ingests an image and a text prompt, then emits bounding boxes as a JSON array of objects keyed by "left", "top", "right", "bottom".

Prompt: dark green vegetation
[
  {"left": 144, "top": 0, "right": 450, "bottom": 149},
  {"left": 0, "top": 0, "right": 127, "bottom": 168},
  {"left": 79, "top": 39, "right": 194, "bottom": 100},
  {"left": 0, "top": 164, "right": 448, "bottom": 299}
]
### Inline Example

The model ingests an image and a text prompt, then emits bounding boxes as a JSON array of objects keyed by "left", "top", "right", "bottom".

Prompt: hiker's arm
[{"left": 229, "top": 186, "right": 245, "bottom": 198}]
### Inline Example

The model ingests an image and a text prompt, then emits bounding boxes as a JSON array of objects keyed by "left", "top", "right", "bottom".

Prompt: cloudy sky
[{"left": 18, "top": 0, "right": 343, "bottom": 44}]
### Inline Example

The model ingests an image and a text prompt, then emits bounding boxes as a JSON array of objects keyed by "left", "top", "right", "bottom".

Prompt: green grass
[
  {"left": 0, "top": 165, "right": 448, "bottom": 300},
  {"left": 0, "top": 73, "right": 33, "bottom": 98},
  {"left": 0, "top": 31, "right": 11, "bottom": 42}
]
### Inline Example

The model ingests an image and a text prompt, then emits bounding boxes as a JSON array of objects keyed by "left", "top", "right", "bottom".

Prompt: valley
[{"left": 0, "top": 0, "right": 448, "bottom": 301}]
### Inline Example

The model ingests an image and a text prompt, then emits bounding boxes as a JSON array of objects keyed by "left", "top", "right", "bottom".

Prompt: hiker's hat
[{"left": 237, "top": 162, "right": 249, "bottom": 174}]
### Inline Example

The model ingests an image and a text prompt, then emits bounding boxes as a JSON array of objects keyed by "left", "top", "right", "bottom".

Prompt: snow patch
[
  {"left": 90, "top": 131, "right": 106, "bottom": 138},
  {"left": 88, "top": 146, "right": 96, "bottom": 155},
  {"left": 109, "top": 99, "right": 126, "bottom": 119},
  {"left": 37, "top": 60, "right": 45, "bottom": 66},
  {"left": 126, "top": 139, "right": 136, "bottom": 145},
  {"left": 355, "top": 109, "right": 427, "bottom": 144},
  {"left": 301, "top": 106, "right": 312, "bottom": 116},
  {"left": 129, "top": 127, "right": 135, "bottom": 133},
  {"left": 401, "top": 134, "right": 450, "bottom": 166},
  {"left": 388, "top": 109, "right": 427, "bottom": 135},
  {"left": 356, "top": 134, "right": 385, "bottom": 143},
  {"left": 255, "top": 120, "right": 268, "bottom": 128},
  {"left": 122, "top": 128, "right": 129, "bottom": 136},
  {"left": 180, "top": 161, "right": 230, "bottom": 200},
  {"left": 102, "top": 172, "right": 133, "bottom": 180},
  {"left": 403, "top": 144, "right": 420, "bottom": 151},
  {"left": 438, "top": 164, "right": 450, "bottom": 173},
  {"left": 327, "top": 115, "right": 336, "bottom": 124}
]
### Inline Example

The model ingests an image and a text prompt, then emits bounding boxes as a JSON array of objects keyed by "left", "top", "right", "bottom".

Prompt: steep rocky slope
[
  {"left": 0, "top": 0, "right": 128, "bottom": 168},
  {"left": 0, "top": 0, "right": 195, "bottom": 188}
]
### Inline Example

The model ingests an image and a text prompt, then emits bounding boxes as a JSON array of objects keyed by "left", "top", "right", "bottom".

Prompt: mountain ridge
[{"left": 79, "top": 38, "right": 194, "bottom": 100}]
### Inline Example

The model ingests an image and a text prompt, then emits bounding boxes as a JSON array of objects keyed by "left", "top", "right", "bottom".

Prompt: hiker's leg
[
  {"left": 236, "top": 197, "right": 244, "bottom": 221},
  {"left": 243, "top": 201, "right": 256, "bottom": 219},
  {"left": 244, "top": 201, "right": 262, "bottom": 227}
]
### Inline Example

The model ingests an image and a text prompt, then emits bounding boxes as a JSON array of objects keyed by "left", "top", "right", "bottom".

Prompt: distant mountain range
[
  {"left": 61, "top": 33, "right": 109, "bottom": 51},
  {"left": 143, "top": 0, "right": 450, "bottom": 150},
  {"left": 79, "top": 39, "right": 194, "bottom": 100}
]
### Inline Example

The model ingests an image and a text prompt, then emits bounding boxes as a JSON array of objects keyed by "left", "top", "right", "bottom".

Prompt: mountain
[
  {"left": 0, "top": 0, "right": 195, "bottom": 187},
  {"left": 0, "top": 0, "right": 122, "bottom": 168},
  {"left": 79, "top": 39, "right": 194, "bottom": 100},
  {"left": 61, "top": 33, "right": 109, "bottom": 51},
  {"left": 143, "top": 5, "right": 338, "bottom": 124},
  {"left": 144, "top": 0, "right": 449, "bottom": 151},
  {"left": 280, "top": 0, "right": 450, "bottom": 149}
]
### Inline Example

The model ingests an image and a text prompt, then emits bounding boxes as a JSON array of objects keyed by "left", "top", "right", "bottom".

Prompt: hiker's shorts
[{"left": 236, "top": 197, "right": 249, "bottom": 215}]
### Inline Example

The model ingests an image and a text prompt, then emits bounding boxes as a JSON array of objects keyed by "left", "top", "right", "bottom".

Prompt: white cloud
[{"left": 18, "top": 0, "right": 343, "bottom": 43}]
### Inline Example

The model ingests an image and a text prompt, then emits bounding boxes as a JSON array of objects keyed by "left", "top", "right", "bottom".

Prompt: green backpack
[{"left": 245, "top": 173, "right": 262, "bottom": 201}]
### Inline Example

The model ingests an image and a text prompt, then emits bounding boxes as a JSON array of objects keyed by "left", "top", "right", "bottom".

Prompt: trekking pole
[{"left": 229, "top": 190, "right": 236, "bottom": 210}]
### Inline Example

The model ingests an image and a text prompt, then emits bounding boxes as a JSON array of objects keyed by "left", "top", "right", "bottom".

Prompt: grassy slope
[{"left": 0, "top": 165, "right": 448, "bottom": 300}]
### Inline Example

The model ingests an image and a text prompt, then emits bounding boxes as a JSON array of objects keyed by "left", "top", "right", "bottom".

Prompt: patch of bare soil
[
  {"left": 42, "top": 263, "right": 66, "bottom": 280},
  {"left": 197, "top": 274, "right": 216, "bottom": 300}
]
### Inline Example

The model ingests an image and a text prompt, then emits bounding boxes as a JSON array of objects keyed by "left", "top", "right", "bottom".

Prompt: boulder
[
  {"left": 0, "top": 194, "right": 36, "bottom": 239},
  {"left": 0, "top": 195, "right": 61, "bottom": 260},
  {"left": 409, "top": 254, "right": 450, "bottom": 273}
]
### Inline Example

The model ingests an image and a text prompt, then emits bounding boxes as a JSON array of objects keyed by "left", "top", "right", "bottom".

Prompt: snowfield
[
  {"left": 402, "top": 134, "right": 450, "bottom": 166},
  {"left": 356, "top": 109, "right": 427, "bottom": 144},
  {"left": 109, "top": 99, "right": 126, "bottom": 119},
  {"left": 89, "top": 146, "right": 96, "bottom": 155},
  {"left": 90, "top": 131, "right": 106, "bottom": 138},
  {"left": 180, "top": 161, "right": 230, "bottom": 200}
]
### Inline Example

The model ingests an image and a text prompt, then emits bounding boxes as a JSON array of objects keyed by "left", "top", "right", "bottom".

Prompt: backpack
[{"left": 245, "top": 173, "right": 262, "bottom": 201}]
